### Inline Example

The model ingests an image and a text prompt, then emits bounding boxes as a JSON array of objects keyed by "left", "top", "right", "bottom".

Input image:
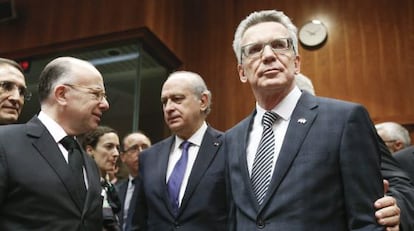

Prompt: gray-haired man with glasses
[{"left": 0, "top": 58, "right": 31, "bottom": 125}]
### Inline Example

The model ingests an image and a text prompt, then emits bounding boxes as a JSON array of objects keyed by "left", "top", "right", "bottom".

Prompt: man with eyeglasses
[
  {"left": 116, "top": 131, "right": 151, "bottom": 231},
  {"left": 0, "top": 56, "right": 109, "bottom": 230},
  {"left": 0, "top": 58, "right": 31, "bottom": 125},
  {"left": 224, "top": 10, "right": 393, "bottom": 230}
]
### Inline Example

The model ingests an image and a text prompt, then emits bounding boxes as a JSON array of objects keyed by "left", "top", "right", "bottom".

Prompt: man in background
[
  {"left": 375, "top": 122, "right": 411, "bottom": 154},
  {"left": 117, "top": 131, "right": 151, "bottom": 231},
  {"left": 0, "top": 58, "right": 31, "bottom": 125},
  {"left": 0, "top": 57, "right": 109, "bottom": 230}
]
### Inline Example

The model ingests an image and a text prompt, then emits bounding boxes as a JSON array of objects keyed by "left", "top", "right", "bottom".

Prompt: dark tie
[
  {"left": 167, "top": 140, "right": 191, "bottom": 216},
  {"left": 251, "top": 111, "right": 279, "bottom": 204},
  {"left": 60, "top": 136, "right": 87, "bottom": 204}
]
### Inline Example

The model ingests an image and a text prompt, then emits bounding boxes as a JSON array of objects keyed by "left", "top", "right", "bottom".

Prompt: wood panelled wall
[{"left": 0, "top": 0, "right": 413, "bottom": 137}]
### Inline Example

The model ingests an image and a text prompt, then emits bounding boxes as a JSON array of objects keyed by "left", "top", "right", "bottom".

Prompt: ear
[
  {"left": 55, "top": 85, "right": 69, "bottom": 105},
  {"left": 199, "top": 92, "right": 209, "bottom": 112},
  {"left": 294, "top": 55, "right": 301, "bottom": 74},
  {"left": 394, "top": 141, "right": 404, "bottom": 152},
  {"left": 85, "top": 145, "right": 94, "bottom": 157},
  {"left": 238, "top": 64, "right": 248, "bottom": 83}
]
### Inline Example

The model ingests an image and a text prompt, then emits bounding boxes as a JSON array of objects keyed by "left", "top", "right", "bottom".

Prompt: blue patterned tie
[
  {"left": 167, "top": 141, "right": 191, "bottom": 216},
  {"left": 251, "top": 111, "right": 279, "bottom": 204}
]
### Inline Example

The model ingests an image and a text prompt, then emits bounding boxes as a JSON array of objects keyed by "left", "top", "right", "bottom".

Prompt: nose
[
  {"left": 163, "top": 99, "right": 175, "bottom": 112},
  {"left": 261, "top": 45, "right": 278, "bottom": 63},
  {"left": 100, "top": 97, "right": 110, "bottom": 111}
]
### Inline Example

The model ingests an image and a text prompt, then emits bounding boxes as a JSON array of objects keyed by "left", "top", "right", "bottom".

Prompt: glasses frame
[
  {"left": 0, "top": 81, "right": 32, "bottom": 101},
  {"left": 240, "top": 37, "right": 294, "bottom": 64},
  {"left": 63, "top": 83, "right": 107, "bottom": 102}
]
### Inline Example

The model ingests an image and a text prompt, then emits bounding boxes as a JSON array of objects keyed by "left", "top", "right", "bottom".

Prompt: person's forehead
[
  {"left": 0, "top": 65, "right": 25, "bottom": 83},
  {"left": 242, "top": 21, "right": 290, "bottom": 44},
  {"left": 161, "top": 78, "right": 191, "bottom": 97},
  {"left": 126, "top": 134, "right": 149, "bottom": 144}
]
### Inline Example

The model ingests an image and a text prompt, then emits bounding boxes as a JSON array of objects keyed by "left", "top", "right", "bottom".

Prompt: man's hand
[{"left": 374, "top": 180, "right": 400, "bottom": 231}]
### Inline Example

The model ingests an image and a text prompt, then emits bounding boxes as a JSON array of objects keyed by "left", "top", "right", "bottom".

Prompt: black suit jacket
[
  {"left": 132, "top": 126, "right": 227, "bottom": 231},
  {"left": 224, "top": 92, "right": 384, "bottom": 230},
  {"left": 393, "top": 145, "right": 414, "bottom": 185},
  {"left": 116, "top": 177, "right": 139, "bottom": 231},
  {"left": 381, "top": 144, "right": 414, "bottom": 231},
  {"left": 0, "top": 116, "right": 103, "bottom": 230}
]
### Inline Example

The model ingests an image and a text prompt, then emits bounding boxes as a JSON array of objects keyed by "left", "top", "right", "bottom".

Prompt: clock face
[{"left": 299, "top": 21, "right": 328, "bottom": 47}]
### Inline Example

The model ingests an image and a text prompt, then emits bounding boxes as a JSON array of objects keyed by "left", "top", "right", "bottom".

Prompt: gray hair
[
  {"left": 295, "top": 73, "right": 315, "bottom": 95},
  {"left": 375, "top": 122, "right": 411, "bottom": 148},
  {"left": 167, "top": 71, "right": 212, "bottom": 115},
  {"left": 233, "top": 9, "right": 299, "bottom": 64}
]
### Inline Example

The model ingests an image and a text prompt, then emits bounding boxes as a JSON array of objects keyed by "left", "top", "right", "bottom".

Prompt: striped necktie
[{"left": 251, "top": 111, "right": 279, "bottom": 204}]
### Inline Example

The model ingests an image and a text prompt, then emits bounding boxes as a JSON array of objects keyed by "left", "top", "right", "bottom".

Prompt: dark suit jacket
[
  {"left": 132, "top": 126, "right": 227, "bottom": 231},
  {"left": 0, "top": 116, "right": 103, "bottom": 231},
  {"left": 116, "top": 177, "right": 139, "bottom": 231},
  {"left": 224, "top": 92, "right": 384, "bottom": 230},
  {"left": 381, "top": 144, "right": 414, "bottom": 231},
  {"left": 393, "top": 145, "right": 414, "bottom": 185}
]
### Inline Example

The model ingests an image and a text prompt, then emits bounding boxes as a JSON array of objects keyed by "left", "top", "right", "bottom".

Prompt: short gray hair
[
  {"left": 233, "top": 9, "right": 299, "bottom": 64},
  {"left": 375, "top": 122, "right": 411, "bottom": 148}
]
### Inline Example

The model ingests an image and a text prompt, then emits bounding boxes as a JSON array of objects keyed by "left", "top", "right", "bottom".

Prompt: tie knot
[
  {"left": 262, "top": 111, "right": 278, "bottom": 128},
  {"left": 180, "top": 140, "right": 191, "bottom": 151},
  {"left": 60, "top": 136, "right": 78, "bottom": 150}
]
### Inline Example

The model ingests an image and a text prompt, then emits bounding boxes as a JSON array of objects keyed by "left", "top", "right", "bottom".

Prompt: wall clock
[{"left": 298, "top": 20, "right": 328, "bottom": 47}]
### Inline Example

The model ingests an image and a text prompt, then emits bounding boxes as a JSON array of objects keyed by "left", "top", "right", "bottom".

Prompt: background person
[
  {"left": 375, "top": 122, "right": 411, "bottom": 154},
  {"left": 81, "top": 125, "right": 122, "bottom": 231},
  {"left": 0, "top": 56, "right": 109, "bottom": 230},
  {"left": 0, "top": 57, "right": 31, "bottom": 125},
  {"left": 117, "top": 131, "right": 151, "bottom": 231}
]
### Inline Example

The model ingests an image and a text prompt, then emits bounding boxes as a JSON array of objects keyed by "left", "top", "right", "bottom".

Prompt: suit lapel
[
  {"left": 82, "top": 152, "right": 101, "bottom": 215},
  {"left": 158, "top": 137, "right": 176, "bottom": 215},
  {"left": 179, "top": 127, "right": 222, "bottom": 213},
  {"left": 27, "top": 117, "right": 84, "bottom": 210},
  {"left": 261, "top": 93, "right": 318, "bottom": 208},
  {"left": 237, "top": 112, "right": 262, "bottom": 210}
]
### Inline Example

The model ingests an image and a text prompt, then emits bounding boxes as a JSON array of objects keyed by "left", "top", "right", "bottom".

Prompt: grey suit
[
  {"left": 132, "top": 126, "right": 227, "bottom": 231},
  {"left": 224, "top": 92, "right": 384, "bottom": 230},
  {"left": 0, "top": 116, "right": 103, "bottom": 231}
]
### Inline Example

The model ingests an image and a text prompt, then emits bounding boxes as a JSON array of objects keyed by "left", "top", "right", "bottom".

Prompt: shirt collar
[
  {"left": 37, "top": 111, "right": 69, "bottom": 143},
  {"left": 255, "top": 86, "right": 302, "bottom": 121},
  {"left": 174, "top": 121, "right": 208, "bottom": 149}
]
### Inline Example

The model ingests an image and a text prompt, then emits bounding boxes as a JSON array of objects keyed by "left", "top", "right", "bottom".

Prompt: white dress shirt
[
  {"left": 166, "top": 122, "right": 208, "bottom": 206},
  {"left": 246, "top": 87, "right": 302, "bottom": 177}
]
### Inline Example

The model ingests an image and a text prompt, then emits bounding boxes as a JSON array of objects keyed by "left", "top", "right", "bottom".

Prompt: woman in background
[{"left": 81, "top": 125, "right": 122, "bottom": 231}]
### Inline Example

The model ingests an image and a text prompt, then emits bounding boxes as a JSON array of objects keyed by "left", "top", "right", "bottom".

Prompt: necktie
[
  {"left": 251, "top": 111, "right": 279, "bottom": 204},
  {"left": 60, "top": 136, "right": 87, "bottom": 204},
  {"left": 167, "top": 140, "right": 191, "bottom": 216}
]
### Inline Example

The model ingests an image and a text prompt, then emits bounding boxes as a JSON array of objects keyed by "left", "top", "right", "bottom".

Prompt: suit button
[
  {"left": 256, "top": 218, "right": 265, "bottom": 229},
  {"left": 174, "top": 222, "right": 180, "bottom": 229}
]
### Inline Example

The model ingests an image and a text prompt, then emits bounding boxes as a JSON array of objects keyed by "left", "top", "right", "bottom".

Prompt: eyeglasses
[
  {"left": 123, "top": 143, "right": 150, "bottom": 154},
  {"left": 384, "top": 140, "right": 397, "bottom": 144},
  {"left": 0, "top": 81, "right": 32, "bottom": 101},
  {"left": 63, "top": 83, "right": 107, "bottom": 102},
  {"left": 241, "top": 38, "right": 293, "bottom": 62}
]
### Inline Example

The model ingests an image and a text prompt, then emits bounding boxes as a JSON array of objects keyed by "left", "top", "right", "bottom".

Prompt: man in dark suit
[
  {"left": 132, "top": 71, "right": 227, "bottom": 231},
  {"left": 0, "top": 57, "right": 110, "bottom": 230},
  {"left": 393, "top": 145, "right": 414, "bottom": 183},
  {"left": 225, "top": 10, "right": 384, "bottom": 230},
  {"left": 0, "top": 58, "right": 31, "bottom": 125},
  {"left": 117, "top": 131, "right": 151, "bottom": 230}
]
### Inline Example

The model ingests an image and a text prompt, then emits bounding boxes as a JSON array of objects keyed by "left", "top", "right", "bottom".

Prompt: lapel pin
[
  {"left": 297, "top": 118, "right": 307, "bottom": 124},
  {"left": 213, "top": 142, "right": 220, "bottom": 146}
]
